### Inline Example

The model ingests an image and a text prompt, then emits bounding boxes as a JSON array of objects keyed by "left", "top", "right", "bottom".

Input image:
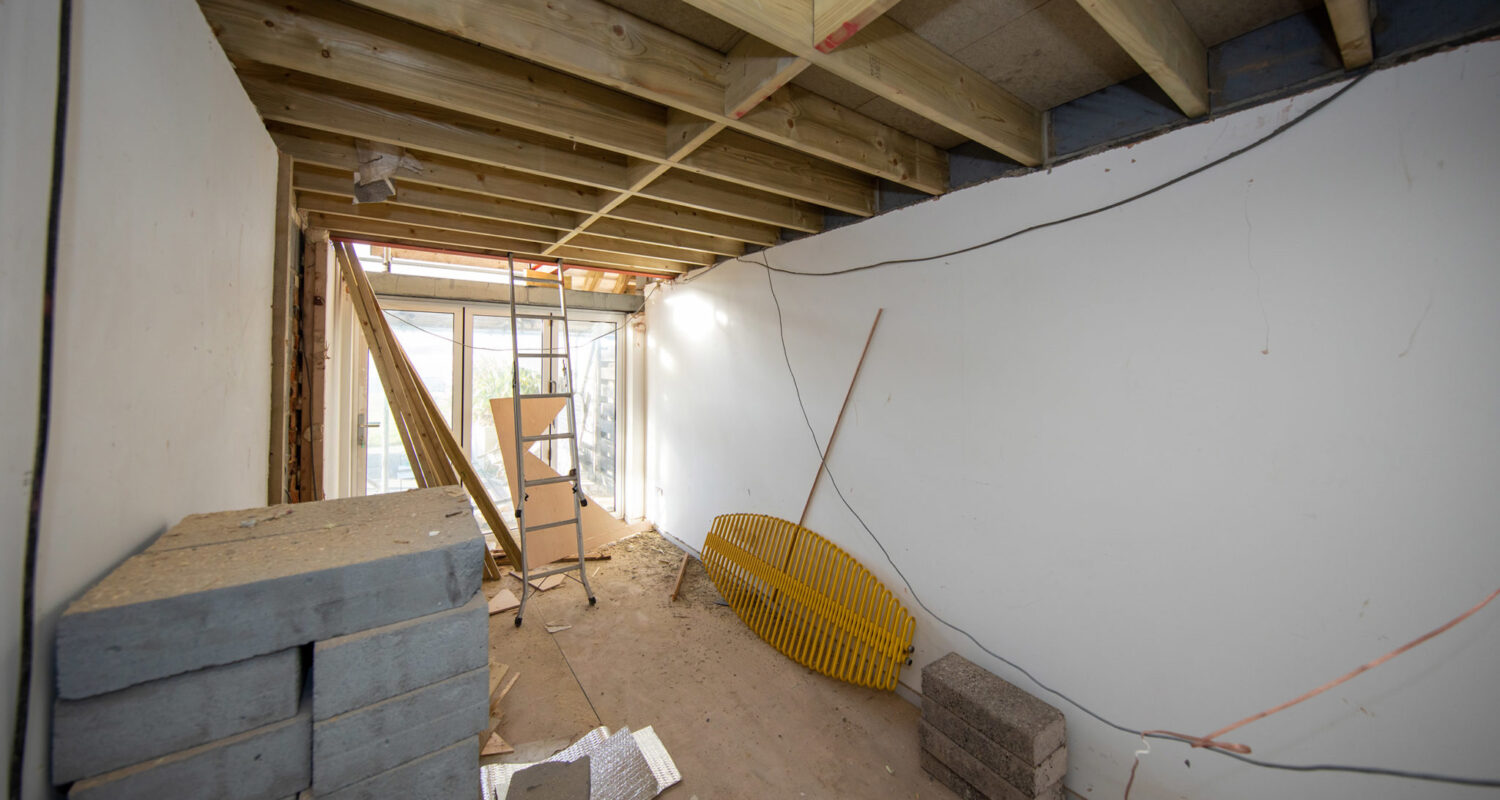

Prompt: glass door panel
[
  {"left": 469, "top": 314, "right": 545, "bottom": 511},
  {"left": 364, "top": 309, "right": 457, "bottom": 495},
  {"left": 564, "top": 320, "right": 618, "bottom": 512}
]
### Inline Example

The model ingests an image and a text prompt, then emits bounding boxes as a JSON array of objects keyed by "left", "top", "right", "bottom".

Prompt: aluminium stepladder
[{"left": 506, "top": 255, "right": 596, "bottom": 627}]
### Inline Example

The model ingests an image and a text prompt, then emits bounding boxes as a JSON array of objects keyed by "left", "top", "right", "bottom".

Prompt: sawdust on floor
[{"left": 480, "top": 530, "right": 955, "bottom": 799}]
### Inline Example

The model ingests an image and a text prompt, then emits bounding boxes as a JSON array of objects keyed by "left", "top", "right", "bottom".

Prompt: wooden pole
[{"left": 797, "top": 308, "right": 883, "bottom": 527}]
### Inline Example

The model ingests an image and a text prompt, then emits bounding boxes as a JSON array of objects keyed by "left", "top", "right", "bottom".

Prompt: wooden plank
[
  {"left": 1324, "top": 0, "right": 1374, "bottom": 69},
  {"left": 268, "top": 151, "right": 296, "bottom": 505},
  {"left": 487, "top": 589, "right": 520, "bottom": 615},
  {"left": 1075, "top": 0, "right": 1209, "bottom": 117},
  {"left": 670, "top": 554, "right": 690, "bottom": 601},
  {"left": 328, "top": 232, "right": 668, "bottom": 278},
  {"left": 613, "top": 197, "right": 781, "bottom": 245},
  {"left": 640, "top": 171, "right": 821, "bottom": 232},
  {"left": 682, "top": 131, "right": 875, "bottom": 216},
  {"left": 297, "top": 234, "right": 330, "bottom": 501},
  {"left": 813, "top": 0, "right": 902, "bottom": 52},
  {"left": 239, "top": 71, "right": 634, "bottom": 192},
  {"left": 799, "top": 309, "right": 881, "bottom": 526},
  {"left": 203, "top": 0, "right": 669, "bottom": 158},
  {"left": 481, "top": 733, "right": 514, "bottom": 757},
  {"left": 343, "top": 0, "right": 946, "bottom": 194},
  {"left": 676, "top": 1, "right": 1042, "bottom": 165},
  {"left": 309, "top": 213, "right": 693, "bottom": 275},
  {"left": 296, "top": 192, "right": 558, "bottom": 245},
  {"left": 723, "top": 35, "right": 808, "bottom": 118},
  {"left": 293, "top": 164, "right": 581, "bottom": 232}
]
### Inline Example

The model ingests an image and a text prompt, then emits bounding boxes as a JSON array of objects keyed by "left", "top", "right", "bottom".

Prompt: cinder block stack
[
  {"left": 52, "top": 487, "right": 491, "bottom": 800},
  {"left": 920, "top": 653, "right": 1067, "bottom": 800}
]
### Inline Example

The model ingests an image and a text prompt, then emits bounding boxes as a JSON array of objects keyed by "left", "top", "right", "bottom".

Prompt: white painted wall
[
  {"left": 645, "top": 42, "right": 1500, "bottom": 800},
  {"left": 0, "top": 1, "right": 278, "bottom": 796}
]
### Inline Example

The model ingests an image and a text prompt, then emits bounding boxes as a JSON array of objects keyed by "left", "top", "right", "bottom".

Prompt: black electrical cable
[
  {"left": 764, "top": 265, "right": 1500, "bottom": 788},
  {"left": 10, "top": 2, "right": 71, "bottom": 798}
]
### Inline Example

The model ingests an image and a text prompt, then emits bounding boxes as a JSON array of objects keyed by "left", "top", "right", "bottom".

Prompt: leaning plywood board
[{"left": 490, "top": 396, "right": 626, "bottom": 569}]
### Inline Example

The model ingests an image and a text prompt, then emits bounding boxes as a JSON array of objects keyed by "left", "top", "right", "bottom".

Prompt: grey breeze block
[
  {"left": 67, "top": 702, "right": 311, "bottom": 800},
  {"left": 313, "top": 589, "right": 488, "bottom": 720},
  {"left": 321, "top": 737, "right": 480, "bottom": 800},
  {"left": 312, "top": 666, "right": 489, "bottom": 795},
  {"left": 922, "top": 652, "right": 1066, "bottom": 766},
  {"left": 56, "top": 487, "right": 484, "bottom": 699},
  {"left": 922, "top": 698, "right": 1067, "bottom": 797},
  {"left": 53, "top": 648, "right": 302, "bottom": 784},
  {"left": 920, "top": 723, "right": 1063, "bottom": 800}
]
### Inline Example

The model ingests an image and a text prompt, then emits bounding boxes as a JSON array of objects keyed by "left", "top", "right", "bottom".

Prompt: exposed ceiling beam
[
  {"left": 272, "top": 123, "right": 803, "bottom": 239},
  {"left": 341, "top": 0, "right": 947, "bottom": 193},
  {"left": 296, "top": 191, "right": 719, "bottom": 265},
  {"left": 305, "top": 212, "right": 690, "bottom": 275},
  {"left": 813, "top": 0, "right": 903, "bottom": 52},
  {"left": 1324, "top": 0, "right": 1374, "bottom": 69},
  {"left": 722, "top": 35, "right": 809, "bottom": 118},
  {"left": 1075, "top": 0, "right": 1209, "bottom": 118},
  {"left": 673, "top": 0, "right": 1042, "bottom": 166}
]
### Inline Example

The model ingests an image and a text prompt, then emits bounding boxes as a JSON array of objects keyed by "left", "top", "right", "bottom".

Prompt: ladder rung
[
  {"left": 524, "top": 518, "right": 579, "bottom": 532},
  {"left": 517, "top": 352, "right": 569, "bottom": 358},
  {"left": 525, "top": 563, "right": 584, "bottom": 580},
  {"left": 518, "top": 392, "right": 573, "bottom": 399},
  {"left": 522, "top": 432, "right": 573, "bottom": 442},
  {"left": 524, "top": 474, "right": 577, "bottom": 487},
  {"left": 514, "top": 313, "right": 565, "bottom": 321},
  {"left": 518, "top": 275, "right": 562, "bottom": 284}
]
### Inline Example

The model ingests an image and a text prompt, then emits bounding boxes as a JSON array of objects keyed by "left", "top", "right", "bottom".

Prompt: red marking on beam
[{"left": 816, "top": 20, "right": 863, "bottom": 53}]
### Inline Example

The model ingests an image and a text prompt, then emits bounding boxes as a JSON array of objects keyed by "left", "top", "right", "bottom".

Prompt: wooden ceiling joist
[
  {"left": 1324, "top": 0, "right": 1375, "bottom": 69},
  {"left": 722, "top": 35, "right": 809, "bottom": 119},
  {"left": 1075, "top": 0, "right": 1209, "bottom": 118},
  {"left": 307, "top": 212, "right": 689, "bottom": 275},
  {"left": 673, "top": 0, "right": 1043, "bottom": 166},
  {"left": 340, "top": 0, "right": 947, "bottom": 194},
  {"left": 206, "top": 0, "right": 878, "bottom": 214},
  {"left": 813, "top": 0, "right": 903, "bottom": 52},
  {"left": 273, "top": 124, "right": 775, "bottom": 247}
]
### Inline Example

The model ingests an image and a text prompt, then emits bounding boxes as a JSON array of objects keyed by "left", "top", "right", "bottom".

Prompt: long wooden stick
[{"left": 798, "top": 309, "right": 883, "bottom": 527}]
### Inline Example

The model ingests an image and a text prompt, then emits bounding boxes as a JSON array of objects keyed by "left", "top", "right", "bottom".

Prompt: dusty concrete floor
[{"left": 480, "top": 531, "right": 956, "bottom": 799}]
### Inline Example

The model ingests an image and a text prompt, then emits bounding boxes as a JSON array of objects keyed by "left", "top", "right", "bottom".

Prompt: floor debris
[
  {"left": 490, "top": 590, "right": 522, "bottom": 615},
  {"left": 544, "top": 624, "right": 572, "bottom": 634},
  {"left": 481, "top": 726, "right": 680, "bottom": 800},
  {"left": 483, "top": 732, "right": 516, "bottom": 757}
]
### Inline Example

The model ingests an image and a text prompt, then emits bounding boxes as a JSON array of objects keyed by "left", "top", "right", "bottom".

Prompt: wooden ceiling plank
[
  {"left": 640, "top": 171, "right": 821, "bottom": 232},
  {"left": 813, "top": 0, "right": 903, "bottom": 52},
  {"left": 676, "top": 1, "right": 1042, "bottom": 166},
  {"left": 202, "top": 0, "right": 669, "bottom": 158},
  {"left": 583, "top": 217, "right": 743, "bottom": 258},
  {"left": 681, "top": 131, "right": 875, "bottom": 216},
  {"left": 296, "top": 192, "right": 559, "bottom": 245},
  {"left": 1075, "top": 0, "right": 1209, "bottom": 118},
  {"left": 292, "top": 165, "right": 581, "bottom": 231},
  {"left": 269, "top": 124, "right": 603, "bottom": 215},
  {"left": 723, "top": 35, "right": 810, "bottom": 118},
  {"left": 612, "top": 198, "right": 781, "bottom": 246},
  {"left": 242, "top": 73, "right": 633, "bottom": 191},
  {"left": 343, "top": 0, "right": 945, "bottom": 194},
  {"left": 1324, "top": 0, "right": 1374, "bottom": 69},
  {"left": 307, "top": 213, "right": 689, "bottom": 274}
]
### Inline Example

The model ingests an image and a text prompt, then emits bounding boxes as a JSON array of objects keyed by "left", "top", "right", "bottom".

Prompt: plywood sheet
[{"left": 490, "top": 397, "right": 627, "bottom": 569}]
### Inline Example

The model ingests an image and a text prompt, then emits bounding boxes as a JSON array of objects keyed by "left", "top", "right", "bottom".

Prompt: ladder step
[
  {"left": 525, "top": 474, "right": 577, "bottom": 487},
  {"left": 522, "top": 432, "right": 574, "bottom": 442},
  {"left": 518, "top": 392, "right": 573, "bottom": 399},
  {"left": 514, "top": 313, "right": 566, "bottom": 321},
  {"left": 517, "top": 352, "right": 569, "bottom": 358},
  {"left": 517, "top": 275, "right": 562, "bottom": 285},
  {"left": 524, "top": 563, "right": 585, "bottom": 580},
  {"left": 524, "top": 518, "right": 579, "bottom": 532}
]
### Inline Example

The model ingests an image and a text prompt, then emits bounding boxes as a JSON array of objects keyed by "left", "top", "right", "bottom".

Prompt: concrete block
[
  {"left": 507, "top": 757, "right": 592, "bottom": 799},
  {"left": 57, "top": 488, "right": 484, "bottom": 698},
  {"left": 920, "top": 749, "right": 985, "bottom": 800},
  {"left": 67, "top": 703, "right": 310, "bottom": 800},
  {"left": 923, "top": 698, "right": 1066, "bottom": 796},
  {"left": 313, "top": 591, "right": 487, "bottom": 720},
  {"left": 920, "top": 723, "right": 1062, "bottom": 800},
  {"left": 313, "top": 666, "right": 488, "bottom": 794},
  {"left": 320, "top": 737, "right": 479, "bottom": 800},
  {"left": 922, "top": 653, "right": 1065, "bottom": 765},
  {"left": 53, "top": 648, "right": 302, "bottom": 784}
]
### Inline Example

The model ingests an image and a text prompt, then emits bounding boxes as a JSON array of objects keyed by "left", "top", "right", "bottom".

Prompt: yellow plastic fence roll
[{"left": 700, "top": 513, "right": 915, "bottom": 691}]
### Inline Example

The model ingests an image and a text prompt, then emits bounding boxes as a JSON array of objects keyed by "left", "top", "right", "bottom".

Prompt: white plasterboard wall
[
  {"left": 644, "top": 41, "right": 1500, "bottom": 800},
  {"left": 0, "top": 1, "right": 278, "bottom": 796}
]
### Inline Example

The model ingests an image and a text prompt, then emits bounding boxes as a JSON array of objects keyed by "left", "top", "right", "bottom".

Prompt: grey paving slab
[
  {"left": 56, "top": 488, "right": 483, "bottom": 699},
  {"left": 313, "top": 590, "right": 487, "bottom": 721},
  {"left": 320, "top": 737, "right": 480, "bottom": 800},
  {"left": 313, "top": 666, "right": 488, "bottom": 794},
  {"left": 53, "top": 648, "right": 302, "bottom": 784},
  {"left": 67, "top": 703, "right": 310, "bottom": 800}
]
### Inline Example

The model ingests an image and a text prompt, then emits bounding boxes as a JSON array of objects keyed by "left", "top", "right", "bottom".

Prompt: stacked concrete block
[
  {"left": 52, "top": 488, "right": 489, "bottom": 800},
  {"left": 920, "top": 653, "right": 1067, "bottom": 800}
]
